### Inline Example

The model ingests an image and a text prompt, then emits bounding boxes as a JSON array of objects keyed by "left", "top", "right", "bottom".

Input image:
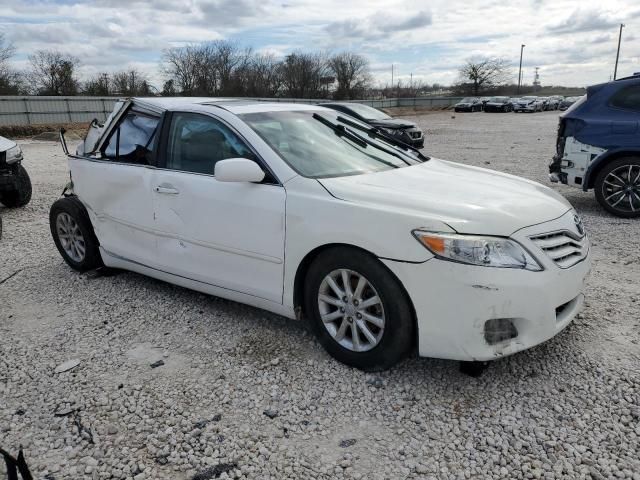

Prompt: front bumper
[
  {"left": 515, "top": 105, "right": 536, "bottom": 112},
  {"left": 382, "top": 212, "right": 591, "bottom": 361}
]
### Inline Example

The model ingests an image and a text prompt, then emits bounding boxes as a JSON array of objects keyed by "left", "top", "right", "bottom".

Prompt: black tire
[
  {"left": 594, "top": 157, "right": 640, "bottom": 218},
  {"left": 0, "top": 164, "right": 32, "bottom": 207},
  {"left": 50, "top": 196, "right": 104, "bottom": 271},
  {"left": 303, "top": 247, "right": 414, "bottom": 371}
]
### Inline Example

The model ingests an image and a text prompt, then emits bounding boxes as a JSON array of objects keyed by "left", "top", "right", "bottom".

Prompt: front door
[
  {"left": 151, "top": 111, "right": 286, "bottom": 303},
  {"left": 71, "top": 109, "right": 160, "bottom": 267}
]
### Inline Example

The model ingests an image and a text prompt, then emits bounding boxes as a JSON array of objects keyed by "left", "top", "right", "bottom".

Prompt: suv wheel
[
  {"left": 0, "top": 165, "right": 32, "bottom": 207},
  {"left": 594, "top": 157, "right": 640, "bottom": 218},
  {"left": 303, "top": 247, "right": 414, "bottom": 371},
  {"left": 50, "top": 196, "right": 104, "bottom": 271}
]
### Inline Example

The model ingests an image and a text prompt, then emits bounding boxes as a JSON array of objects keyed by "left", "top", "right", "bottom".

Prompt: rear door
[
  {"left": 150, "top": 111, "right": 286, "bottom": 302},
  {"left": 70, "top": 107, "right": 160, "bottom": 266}
]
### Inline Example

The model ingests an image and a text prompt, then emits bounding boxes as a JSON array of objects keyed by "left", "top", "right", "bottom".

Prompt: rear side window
[
  {"left": 609, "top": 85, "right": 640, "bottom": 112},
  {"left": 103, "top": 112, "right": 159, "bottom": 164}
]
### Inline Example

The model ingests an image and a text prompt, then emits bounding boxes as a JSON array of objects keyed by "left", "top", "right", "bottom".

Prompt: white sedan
[{"left": 50, "top": 98, "right": 590, "bottom": 370}]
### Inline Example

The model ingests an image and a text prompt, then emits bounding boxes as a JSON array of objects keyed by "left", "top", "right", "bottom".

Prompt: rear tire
[
  {"left": 50, "top": 196, "right": 104, "bottom": 271},
  {"left": 0, "top": 165, "right": 32, "bottom": 207},
  {"left": 594, "top": 157, "right": 640, "bottom": 218},
  {"left": 303, "top": 247, "right": 414, "bottom": 371}
]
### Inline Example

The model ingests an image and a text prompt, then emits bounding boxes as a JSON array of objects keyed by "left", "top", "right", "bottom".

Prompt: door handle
[{"left": 155, "top": 185, "right": 180, "bottom": 195}]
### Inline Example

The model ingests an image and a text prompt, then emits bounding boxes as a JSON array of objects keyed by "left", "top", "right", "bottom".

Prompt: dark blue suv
[{"left": 549, "top": 74, "right": 640, "bottom": 217}]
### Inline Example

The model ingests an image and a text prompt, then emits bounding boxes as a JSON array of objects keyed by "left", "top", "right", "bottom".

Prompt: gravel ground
[{"left": 1, "top": 110, "right": 638, "bottom": 480}]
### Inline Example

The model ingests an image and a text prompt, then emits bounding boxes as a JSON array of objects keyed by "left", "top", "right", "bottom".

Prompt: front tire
[
  {"left": 0, "top": 165, "right": 32, "bottom": 207},
  {"left": 594, "top": 157, "right": 640, "bottom": 218},
  {"left": 303, "top": 247, "right": 414, "bottom": 371},
  {"left": 50, "top": 196, "right": 104, "bottom": 271}
]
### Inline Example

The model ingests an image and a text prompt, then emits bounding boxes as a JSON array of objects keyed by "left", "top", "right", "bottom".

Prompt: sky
[{"left": 0, "top": 0, "right": 639, "bottom": 89}]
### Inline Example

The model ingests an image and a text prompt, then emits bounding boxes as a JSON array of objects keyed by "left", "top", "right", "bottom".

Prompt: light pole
[
  {"left": 517, "top": 44, "right": 525, "bottom": 94},
  {"left": 613, "top": 23, "right": 625, "bottom": 80}
]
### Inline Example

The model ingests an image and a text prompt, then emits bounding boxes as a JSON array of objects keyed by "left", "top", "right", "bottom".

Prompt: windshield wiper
[
  {"left": 313, "top": 113, "right": 407, "bottom": 167},
  {"left": 336, "top": 115, "right": 429, "bottom": 162},
  {"left": 312, "top": 113, "right": 367, "bottom": 148}
]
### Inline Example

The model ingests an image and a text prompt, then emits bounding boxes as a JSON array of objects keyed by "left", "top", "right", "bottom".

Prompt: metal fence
[{"left": 0, "top": 96, "right": 463, "bottom": 126}]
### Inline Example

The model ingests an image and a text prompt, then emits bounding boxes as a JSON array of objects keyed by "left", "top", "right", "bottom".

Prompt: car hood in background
[
  {"left": 486, "top": 102, "right": 507, "bottom": 106},
  {"left": 318, "top": 159, "right": 572, "bottom": 236},
  {"left": 0, "top": 136, "right": 17, "bottom": 153},
  {"left": 368, "top": 118, "right": 416, "bottom": 129}
]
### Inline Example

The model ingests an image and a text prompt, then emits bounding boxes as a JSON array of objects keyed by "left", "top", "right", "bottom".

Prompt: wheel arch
[
  {"left": 585, "top": 149, "right": 640, "bottom": 190},
  {"left": 292, "top": 243, "right": 418, "bottom": 342}
]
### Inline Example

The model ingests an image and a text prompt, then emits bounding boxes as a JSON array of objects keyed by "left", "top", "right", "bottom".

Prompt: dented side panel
[{"left": 69, "top": 158, "right": 158, "bottom": 268}]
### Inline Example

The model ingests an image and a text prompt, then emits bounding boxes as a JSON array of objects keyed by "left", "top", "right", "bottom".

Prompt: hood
[
  {"left": 486, "top": 101, "right": 506, "bottom": 106},
  {"left": 0, "top": 136, "right": 17, "bottom": 153},
  {"left": 318, "top": 159, "right": 572, "bottom": 236},
  {"left": 368, "top": 118, "right": 416, "bottom": 129}
]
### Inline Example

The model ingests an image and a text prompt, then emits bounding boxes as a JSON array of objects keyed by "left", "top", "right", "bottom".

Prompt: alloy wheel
[
  {"left": 602, "top": 164, "right": 640, "bottom": 213},
  {"left": 317, "top": 269, "right": 385, "bottom": 352},
  {"left": 56, "top": 212, "right": 86, "bottom": 262}
]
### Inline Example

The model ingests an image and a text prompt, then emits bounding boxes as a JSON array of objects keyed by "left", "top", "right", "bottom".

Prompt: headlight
[
  {"left": 5, "top": 145, "right": 23, "bottom": 165},
  {"left": 413, "top": 231, "right": 543, "bottom": 271},
  {"left": 382, "top": 128, "right": 397, "bottom": 135}
]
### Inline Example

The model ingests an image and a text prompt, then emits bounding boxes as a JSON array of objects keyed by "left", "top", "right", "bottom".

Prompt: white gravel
[{"left": 1, "top": 110, "right": 639, "bottom": 480}]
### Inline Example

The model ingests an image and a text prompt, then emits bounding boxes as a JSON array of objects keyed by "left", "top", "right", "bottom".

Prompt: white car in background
[
  {"left": 51, "top": 98, "right": 590, "bottom": 371},
  {"left": 514, "top": 96, "right": 544, "bottom": 113}
]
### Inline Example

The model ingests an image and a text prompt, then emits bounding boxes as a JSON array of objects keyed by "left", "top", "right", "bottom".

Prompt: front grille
[{"left": 529, "top": 231, "right": 588, "bottom": 269}]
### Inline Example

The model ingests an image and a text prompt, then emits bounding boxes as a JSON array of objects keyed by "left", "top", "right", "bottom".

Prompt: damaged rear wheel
[{"left": 594, "top": 157, "right": 640, "bottom": 218}]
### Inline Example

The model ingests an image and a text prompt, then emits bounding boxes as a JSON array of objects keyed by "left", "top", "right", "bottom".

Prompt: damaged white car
[{"left": 51, "top": 98, "right": 590, "bottom": 370}]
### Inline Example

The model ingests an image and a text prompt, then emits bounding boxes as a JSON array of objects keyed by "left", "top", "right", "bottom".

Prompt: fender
[{"left": 583, "top": 147, "right": 640, "bottom": 191}]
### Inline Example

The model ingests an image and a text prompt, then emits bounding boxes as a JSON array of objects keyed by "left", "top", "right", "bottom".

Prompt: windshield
[
  {"left": 461, "top": 97, "right": 475, "bottom": 103},
  {"left": 521, "top": 96, "right": 536, "bottom": 100},
  {"left": 488, "top": 97, "right": 507, "bottom": 102},
  {"left": 240, "top": 110, "right": 420, "bottom": 179},
  {"left": 338, "top": 103, "right": 390, "bottom": 121}
]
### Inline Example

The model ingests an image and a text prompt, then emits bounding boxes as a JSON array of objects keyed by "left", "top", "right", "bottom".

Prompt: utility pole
[
  {"left": 613, "top": 23, "right": 625, "bottom": 80},
  {"left": 517, "top": 44, "right": 525, "bottom": 94},
  {"left": 391, "top": 64, "right": 394, "bottom": 95}
]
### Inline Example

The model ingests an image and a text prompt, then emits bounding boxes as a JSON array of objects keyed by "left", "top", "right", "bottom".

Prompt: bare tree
[
  {"left": 329, "top": 52, "right": 371, "bottom": 100},
  {"left": 111, "top": 69, "right": 152, "bottom": 95},
  {"left": 83, "top": 73, "right": 111, "bottom": 96},
  {"left": 280, "top": 52, "right": 330, "bottom": 98},
  {"left": 162, "top": 79, "right": 177, "bottom": 96},
  {"left": 162, "top": 45, "right": 207, "bottom": 95},
  {"left": 457, "top": 57, "right": 511, "bottom": 96},
  {"left": 29, "top": 50, "right": 79, "bottom": 95},
  {"left": 0, "top": 33, "right": 22, "bottom": 94},
  {"left": 236, "top": 53, "right": 282, "bottom": 97},
  {"left": 211, "top": 41, "right": 252, "bottom": 95}
]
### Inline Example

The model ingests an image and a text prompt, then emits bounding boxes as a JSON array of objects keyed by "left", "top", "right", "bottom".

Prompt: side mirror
[{"left": 214, "top": 158, "right": 265, "bottom": 183}]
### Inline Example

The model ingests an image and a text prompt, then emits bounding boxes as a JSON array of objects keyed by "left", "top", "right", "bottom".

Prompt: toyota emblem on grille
[{"left": 573, "top": 214, "right": 585, "bottom": 236}]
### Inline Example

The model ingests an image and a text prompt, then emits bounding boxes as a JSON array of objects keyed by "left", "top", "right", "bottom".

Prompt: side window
[
  {"left": 610, "top": 85, "right": 640, "bottom": 112},
  {"left": 166, "top": 112, "right": 255, "bottom": 175},
  {"left": 103, "top": 112, "right": 159, "bottom": 164}
]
